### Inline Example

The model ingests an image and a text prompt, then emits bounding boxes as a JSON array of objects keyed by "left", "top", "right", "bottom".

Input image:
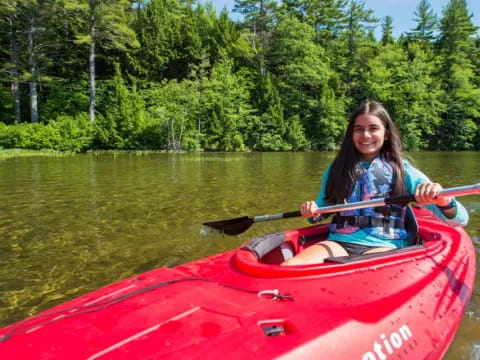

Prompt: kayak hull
[{"left": 0, "top": 208, "right": 476, "bottom": 360}]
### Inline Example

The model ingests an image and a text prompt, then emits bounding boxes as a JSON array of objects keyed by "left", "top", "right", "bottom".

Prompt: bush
[
  {"left": 49, "top": 113, "right": 94, "bottom": 152},
  {"left": 0, "top": 113, "right": 94, "bottom": 152},
  {"left": 91, "top": 114, "right": 124, "bottom": 150},
  {"left": 137, "top": 117, "right": 167, "bottom": 150},
  {"left": 0, "top": 122, "right": 55, "bottom": 149},
  {"left": 181, "top": 130, "right": 202, "bottom": 151}
]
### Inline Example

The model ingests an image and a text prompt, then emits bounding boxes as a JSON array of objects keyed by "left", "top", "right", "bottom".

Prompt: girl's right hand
[{"left": 300, "top": 201, "right": 321, "bottom": 220}]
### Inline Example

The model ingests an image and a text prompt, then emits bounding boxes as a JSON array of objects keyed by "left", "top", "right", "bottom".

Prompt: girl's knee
[{"left": 281, "top": 241, "right": 345, "bottom": 266}]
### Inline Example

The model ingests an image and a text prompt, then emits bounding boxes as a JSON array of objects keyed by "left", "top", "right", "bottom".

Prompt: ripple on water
[
  {"left": 472, "top": 235, "right": 480, "bottom": 245},
  {"left": 467, "top": 201, "right": 480, "bottom": 213},
  {"left": 471, "top": 344, "right": 480, "bottom": 360}
]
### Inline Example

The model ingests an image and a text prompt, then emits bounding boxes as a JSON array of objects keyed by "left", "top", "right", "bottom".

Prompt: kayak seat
[
  {"left": 242, "top": 232, "right": 297, "bottom": 264},
  {"left": 243, "top": 232, "right": 285, "bottom": 260},
  {"left": 260, "top": 242, "right": 295, "bottom": 264}
]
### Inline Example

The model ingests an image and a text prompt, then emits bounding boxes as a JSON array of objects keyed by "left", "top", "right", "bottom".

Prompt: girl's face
[{"left": 352, "top": 113, "right": 388, "bottom": 161}]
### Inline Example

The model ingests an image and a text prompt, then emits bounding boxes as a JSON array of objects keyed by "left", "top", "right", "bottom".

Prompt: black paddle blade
[{"left": 201, "top": 216, "right": 254, "bottom": 236}]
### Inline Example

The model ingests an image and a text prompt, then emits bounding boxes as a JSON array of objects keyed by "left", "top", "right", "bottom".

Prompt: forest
[{"left": 0, "top": 0, "right": 479, "bottom": 152}]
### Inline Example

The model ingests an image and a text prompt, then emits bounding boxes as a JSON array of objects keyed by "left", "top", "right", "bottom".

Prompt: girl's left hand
[{"left": 414, "top": 182, "right": 452, "bottom": 206}]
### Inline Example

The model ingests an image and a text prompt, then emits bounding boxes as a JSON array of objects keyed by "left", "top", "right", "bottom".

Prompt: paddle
[{"left": 202, "top": 183, "right": 480, "bottom": 236}]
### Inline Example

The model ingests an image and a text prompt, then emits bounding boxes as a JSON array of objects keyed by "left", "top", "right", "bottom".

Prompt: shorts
[{"left": 336, "top": 241, "right": 381, "bottom": 256}]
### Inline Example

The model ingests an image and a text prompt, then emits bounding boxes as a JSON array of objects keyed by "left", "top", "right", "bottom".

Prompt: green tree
[
  {"left": 403, "top": 44, "right": 445, "bottom": 150},
  {"left": 314, "top": 84, "right": 347, "bottom": 150},
  {"left": 69, "top": 0, "right": 139, "bottom": 122},
  {"left": 22, "top": 0, "right": 43, "bottom": 123},
  {"left": 140, "top": 79, "right": 199, "bottom": 150},
  {"left": 381, "top": 16, "right": 394, "bottom": 45},
  {"left": 215, "top": 8, "right": 242, "bottom": 60},
  {"left": 301, "top": 0, "right": 348, "bottom": 48},
  {"left": 250, "top": 72, "right": 289, "bottom": 150},
  {"left": 364, "top": 42, "right": 446, "bottom": 150},
  {"left": 407, "top": 0, "right": 437, "bottom": 43},
  {"left": 278, "top": 0, "right": 304, "bottom": 20},
  {"left": 131, "top": 0, "right": 204, "bottom": 81},
  {"left": 194, "top": 3, "right": 229, "bottom": 71},
  {"left": 0, "top": 0, "right": 21, "bottom": 123},
  {"left": 1, "top": 0, "right": 89, "bottom": 125},
  {"left": 340, "top": 0, "right": 378, "bottom": 99},
  {"left": 112, "top": 66, "right": 146, "bottom": 148},
  {"left": 234, "top": 0, "right": 277, "bottom": 77},
  {"left": 436, "top": 0, "right": 479, "bottom": 149},
  {"left": 202, "top": 60, "right": 255, "bottom": 151},
  {"left": 12, "top": 0, "right": 59, "bottom": 124},
  {"left": 270, "top": 15, "right": 336, "bottom": 149}
]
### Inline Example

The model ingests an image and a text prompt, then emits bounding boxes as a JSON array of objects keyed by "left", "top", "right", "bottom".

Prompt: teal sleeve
[
  {"left": 314, "top": 165, "right": 331, "bottom": 207},
  {"left": 305, "top": 165, "right": 331, "bottom": 224},
  {"left": 403, "top": 161, "right": 469, "bottom": 227}
]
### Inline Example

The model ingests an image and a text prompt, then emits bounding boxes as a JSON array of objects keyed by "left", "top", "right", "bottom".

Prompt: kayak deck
[{"left": 0, "top": 208, "right": 475, "bottom": 360}]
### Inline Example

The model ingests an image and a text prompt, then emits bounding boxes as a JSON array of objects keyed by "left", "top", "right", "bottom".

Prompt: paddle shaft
[
  {"left": 253, "top": 210, "right": 301, "bottom": 223},
  {"left": 252, "top": 183, "right": 480, "bottom": 223},
  {"left": 202, "top": 183, "right": 480, "bottom": 235}
]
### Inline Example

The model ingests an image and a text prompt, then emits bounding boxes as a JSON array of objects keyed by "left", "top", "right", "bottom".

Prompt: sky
[{"left": 208, "top": 0, "right": 480, "bottom": 38}]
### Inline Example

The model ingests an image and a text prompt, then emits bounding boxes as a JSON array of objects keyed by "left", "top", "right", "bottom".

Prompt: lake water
[{"left": 0, "top": 152, "right": 478, "bottom": 358}]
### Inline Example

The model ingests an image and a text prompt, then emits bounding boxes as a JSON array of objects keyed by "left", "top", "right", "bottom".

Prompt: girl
[{"left": 282, "top": 100, "right": 469, "bottom": 266}]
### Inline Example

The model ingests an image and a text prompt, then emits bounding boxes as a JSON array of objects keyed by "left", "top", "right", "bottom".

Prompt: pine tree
[
  {"left": 69, "top": 0, "right": 139, "bottom": 122},
  {"left": 301, "top": 0, "right": 348, "bottom": 48},
  {"left": 381, "top": 16, "right": 394, "bottom": 45},
  {"left": 252, "top": 72, "right": 288, "bottom": 150},
  {"left": 436, "top": 0, "right": 479, "bottom": 150},
  {"left": 278, "top": 0, "right": 304, "bottom": 21},
  {"left": 132, "top": 0, "right": 205, "bottom": 81},
  {"left": 202, "top": 59, "right": 254, "bottom": 151},
  {"left": 407, "top": 0, "right": 437, "bottom": 43},
  {"left": 0, "top": 1, "right": 21, "bottom": 123},
  {"left": 270, "top": 15, "right": 334, "bottom": 149},
  {"left": 341, "top": 0, "right": 378, "bottom": 99},
  {"left": 15, "top": 0, "right": 58, "bottom": 123},
  {"left": 234, "top": 0, "right": 277, "bottom": 77}
]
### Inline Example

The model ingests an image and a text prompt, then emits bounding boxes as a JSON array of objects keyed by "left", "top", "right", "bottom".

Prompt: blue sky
[{"left": 208, "top": 0, "right": 480, "bottom": 38}]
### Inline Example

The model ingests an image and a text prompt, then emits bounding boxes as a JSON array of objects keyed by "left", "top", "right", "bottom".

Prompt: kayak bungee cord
[{"left": 0, "top": 276, "right": 293, "bottom": 342}]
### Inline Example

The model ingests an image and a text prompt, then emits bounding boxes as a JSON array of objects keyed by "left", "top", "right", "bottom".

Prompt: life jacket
[{"left": 329, "top": 156, "right": 408, "bottom": 240}]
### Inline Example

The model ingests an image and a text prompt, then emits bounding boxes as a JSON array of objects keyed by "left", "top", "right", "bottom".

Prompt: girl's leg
[{"left": 281, "top": 241, "right": 348, "bottom": 266}]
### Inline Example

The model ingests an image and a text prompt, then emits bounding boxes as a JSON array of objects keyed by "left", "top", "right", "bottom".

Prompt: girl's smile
[{"left": 352, "top": 113, "right": 388, "bottom": 161}]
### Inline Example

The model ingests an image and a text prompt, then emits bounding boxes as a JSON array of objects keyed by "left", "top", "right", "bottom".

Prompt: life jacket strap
[
  {"left": 332, "top": 214, "right": 405, "bottom": 230},
  {"left": 372, "top": 205, "right": 404, "bottom": 218}
]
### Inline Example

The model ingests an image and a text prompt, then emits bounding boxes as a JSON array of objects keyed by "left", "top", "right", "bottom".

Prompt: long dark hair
[{"left": 325, "top": 100, "right": 407, "bottom": 204}]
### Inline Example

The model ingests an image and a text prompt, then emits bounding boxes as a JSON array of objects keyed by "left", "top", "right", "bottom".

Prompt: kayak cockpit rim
[{"left": 233, "top": 211, "right": 464, "bottom": 278}]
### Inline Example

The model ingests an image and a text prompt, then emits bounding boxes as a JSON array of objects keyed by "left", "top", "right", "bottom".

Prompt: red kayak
[{"left": 0, "top": 207, "right": 475, "bottom": 360}]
